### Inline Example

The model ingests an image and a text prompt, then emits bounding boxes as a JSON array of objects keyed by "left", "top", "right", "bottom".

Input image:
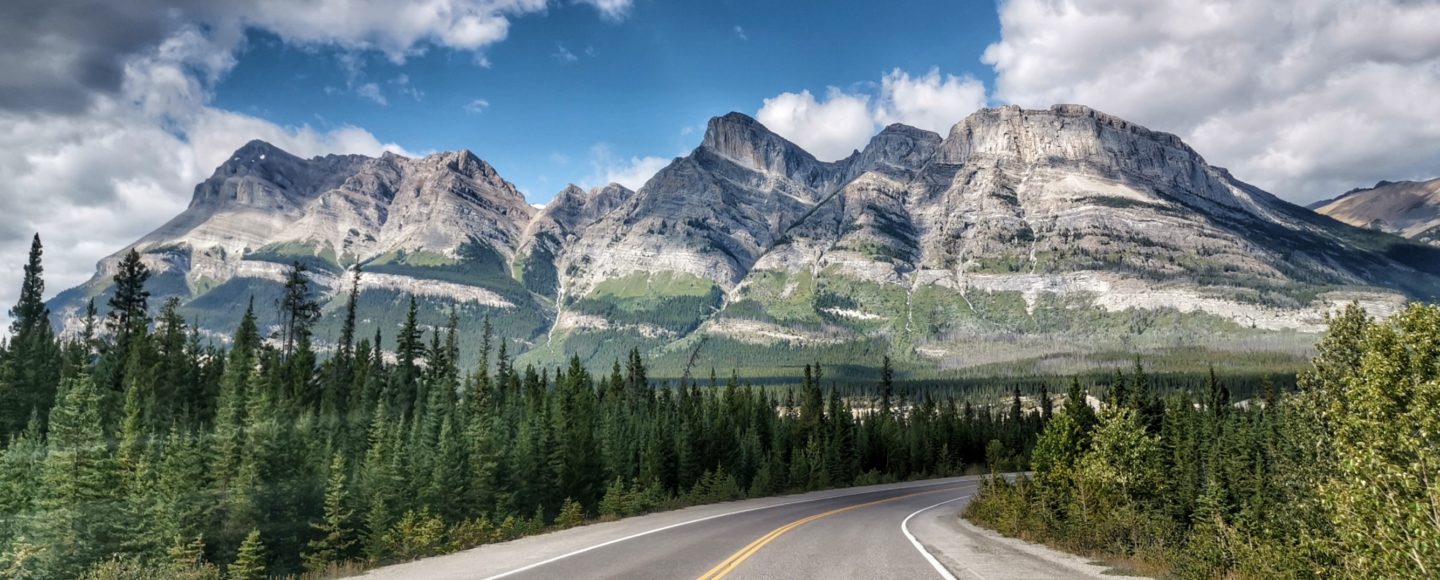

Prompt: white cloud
[
  {"left": 734, "top": 25, "right": 747, "bottom": 40},
  {"left": 553, "top": 44, "right": 579, "bottom": 63},
  {"left": 0, "top": 87, "right": 405, "bottom": 333},
  {"left": 577, "top": 0, "right": 634, "bottom": 22},
  {"left": 756, "top": 67, "right": 985, "bottom": 161},
  {"left": 237, "top": 0, "right": 550, "bottom": 61},
  {"left": 356, "top": 82, "right": 388, "bottom": 105},
  {"left": 1, "top": 0, "right": 555, "bottom": 116},
  {"left": 983, "top": 0, "right": 1440, "bottom": 202},
  {"left": 874, "top": 68, "right": 986, "bottom": 134},
  {"left": 463, "top": 98, "right": 490, "bottom": 113},
  {"left": 0, "top": 0, "right": 638, "bottom": 326},
  {"left": 756, "top": 89, "right": 874, "bottom": 161},
  {"left": 585, "top": 143, "right": 669, "bottom": 190}
]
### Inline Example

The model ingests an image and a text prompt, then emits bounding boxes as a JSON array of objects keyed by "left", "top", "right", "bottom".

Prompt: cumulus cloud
[
  {"left": 756, "top": 89, "right": 875, "bottom": 161},
  {"left": 756, "top": 68, "right": 986, "bottom": 161},
  {"left": 585, "top": 144, "right": 670, "bottom": 191},
  {"left": 0, "top": 0, "right": 607, "bottom": 326},
  {"left": 874, "top": 69, "right": 986, "bottom": 135},
  {"left": 983, "top": 0, "right": 1440, "bottom": 202},
  {"left": 577, "top": 0, "right": 635, "bottom": 22},
  {"left": 0, "top": 0, "right": 552, "bottom": 115},
  {"left": 0, "top": 89, "right": 405, "bottom": 333}
]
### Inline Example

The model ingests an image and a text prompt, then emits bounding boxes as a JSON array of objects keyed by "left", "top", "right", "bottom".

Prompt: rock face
[
  {"left": 514, "top": 182, "right": 635, "bottom": 298},
  {"left": 50, "top": 105, "right": 1440, "bottom": 376},
  {"left": 1313, "top": 178, "right": 1440, "bottom": 245},
  {"left": 49, "top": 143, "right": 545, "bottom": 349}
]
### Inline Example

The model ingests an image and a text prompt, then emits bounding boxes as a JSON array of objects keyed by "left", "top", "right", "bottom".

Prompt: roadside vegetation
[
  {"left": 0, "top": 236, "right": 1047, "bottom": 579},
  {"left": 966, "top": 302, "right": 1440, "bottom": 578}
]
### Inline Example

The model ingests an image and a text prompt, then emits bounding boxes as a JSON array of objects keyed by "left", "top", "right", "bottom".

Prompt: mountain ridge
[
  {"left": 1312, "top": 177, "right": 1440, "bottom": 245},
  {"left": 48, "top": 104, "right": 1440, "bottom": 376}
]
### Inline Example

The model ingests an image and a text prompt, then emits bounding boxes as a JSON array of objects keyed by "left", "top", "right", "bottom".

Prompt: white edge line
[
  {"left": 901, "top": 494, "right": 980, "bottom": 580},
  {"left": 481, "top": 478, "right": 977, "bottom": 580}
]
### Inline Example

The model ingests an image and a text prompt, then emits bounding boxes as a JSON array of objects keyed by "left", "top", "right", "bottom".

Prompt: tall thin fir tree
[
  {"left": 304, "top": 453, "right": 355, "bottom": 572},
  {"left": 34, "top": 374, "right": 119, "bottom": 577},
  {"left": 106, "top": 249, "right": 152, "bottom": 344},
  {"left": 2, "top": 234, "right": 61, "bottom": 435},
  {"left": 277, "top": 262, "right": 320, "bottom": 360}
]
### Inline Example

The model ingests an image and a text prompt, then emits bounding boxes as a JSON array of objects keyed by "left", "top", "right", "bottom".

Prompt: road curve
[{"left": 360, "top": 475, "right": 1121, "bottom": 579}]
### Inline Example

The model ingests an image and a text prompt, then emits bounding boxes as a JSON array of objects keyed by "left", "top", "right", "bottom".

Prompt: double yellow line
[{"left": 696, "top": 487, "right": 954, "bottom": 580}]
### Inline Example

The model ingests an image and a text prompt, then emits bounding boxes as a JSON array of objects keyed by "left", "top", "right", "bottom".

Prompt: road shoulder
[{"left": 909, "top": 507, "right": 1142, "bottom": 579}]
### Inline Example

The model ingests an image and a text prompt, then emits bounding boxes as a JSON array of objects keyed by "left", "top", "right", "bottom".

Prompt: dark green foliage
[
  {"left": 227, "top": 530, "right": 265, "bottom": 580},
  {"left": 1, "top": 234, "right": 61, "bottom": 436},
  {"left": 1, "top": 240, "right": 1049, "bottom": 578},
  {"left": 106, "top": 249, "right": 152, "bottom": 345},
  {"left": 967, "top": 303, "right": 1440, "bottom": 578}
]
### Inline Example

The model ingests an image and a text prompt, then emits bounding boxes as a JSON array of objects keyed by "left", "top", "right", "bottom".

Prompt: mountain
[
  {"left": 1312, "top": 178, "right": 1440, "bottom": 245},
  {"left": 49, "top": 142, "right": 549, "bottom": 348},
  {"left": 49, "top": 105, "right": 1440, "bottom": 379}
]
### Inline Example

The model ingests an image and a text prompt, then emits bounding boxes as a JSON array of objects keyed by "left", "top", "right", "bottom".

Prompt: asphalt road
[{"left": 361, "top": 475, "right": 1121, "bottom": 579}]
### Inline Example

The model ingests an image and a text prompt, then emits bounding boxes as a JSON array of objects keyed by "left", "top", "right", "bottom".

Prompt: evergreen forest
[{"left": 0, "top": 236, "right": 1046, "bottom": 578}]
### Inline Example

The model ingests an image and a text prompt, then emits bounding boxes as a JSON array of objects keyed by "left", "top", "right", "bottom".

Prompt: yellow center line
[{"left": 696, "top": 486, "right": 958, "bottom": 580}]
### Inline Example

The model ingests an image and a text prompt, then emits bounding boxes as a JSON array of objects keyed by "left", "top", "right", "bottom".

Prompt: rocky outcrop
[
  {"left": 515, "top": 182, "right": 635, "bottom": 297},
  {"left": 1313, "top": 178, "right": 1440, "bottom": 244},
  {"left": 49, "top": 105, "right": 1440, "bottom": 373}
]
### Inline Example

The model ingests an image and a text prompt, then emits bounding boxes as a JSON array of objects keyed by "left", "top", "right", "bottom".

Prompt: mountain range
[
  {"left": 1311, "top": 178, "right": 1440, "bottom": 245},
  {"left": 48, "top": 104, "right": 1440, "bottom": 379}
]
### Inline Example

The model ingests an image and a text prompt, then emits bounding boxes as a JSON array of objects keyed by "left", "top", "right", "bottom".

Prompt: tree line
[
  {"left": 0, "top": 236, "right": 1046, "bottom": 579},
  {"left": 966, "top": 302, "right": 1440, "bottom": 578}
]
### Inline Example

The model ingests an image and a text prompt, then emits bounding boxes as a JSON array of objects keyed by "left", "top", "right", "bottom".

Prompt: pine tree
[
  {"left": 9, "top": 234, "right": 49, "bottom": 337},
  {"left": 1063, "top": 376, "right": 1097, "bottom": 441},
  {"left": 798, "top": 364, "right": 824, "bottom": 438},
  {"left": 326, "top": 267, "right": 363, "bottom": 418},
  {"left": 106, "top": 249, "right": 151, "bottom": 344},
  {"left": 34, "top": 374, "right": 120, "bottom": 577},
  {"left": 394, "top": 295, "right": 422, "bottom": 415},
  {"left": 1, "top": 234, "right": 62, "bottom": 435},
  {"left": 304, "top": 453, "right": 355, "bottom": 572},
  {"left": 879, "top": 356, "right": 895, "bottom": 417},
  {"left": 1039, "top": 384, "right": 1053, "bottom": 421},
  {"left": 0, "top": 417, "right": 43, "bottom": 545},
  {"left": 227, "top": 529, "right": 266, "bottom": 580},
  {"left": 277, "top": 262, "right": 319, "bottom": 360}
]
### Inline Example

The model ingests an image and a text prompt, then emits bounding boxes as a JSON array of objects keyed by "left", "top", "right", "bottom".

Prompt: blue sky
[
  {"left": 6, "top": 0, "right": 1440, "bottom": 315},
  {"left": 210, "top": 0, "right": 1000, "bottom": 202}
]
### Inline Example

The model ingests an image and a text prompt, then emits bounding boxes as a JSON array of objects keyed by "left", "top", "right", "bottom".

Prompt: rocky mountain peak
[
  {"left": 700, "top": 112, "right": 826, "bottom": 176},
  {"left": 1314, "top": 177, "right": 1440, "bottom": 243},
  {"left": 848, "top": 123, "right": 942, "bottom": 179}
]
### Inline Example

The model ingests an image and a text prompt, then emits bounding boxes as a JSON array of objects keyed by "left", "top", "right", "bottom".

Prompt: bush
[
  {"left": 556, "top": 498, "right": 585, "bottom": 529},
  {"left": 382, "top": 509, "right": 447, "bottom": 562}
]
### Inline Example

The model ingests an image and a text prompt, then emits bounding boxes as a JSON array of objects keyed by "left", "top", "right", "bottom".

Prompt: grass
[{"left": 246, "top": 240, "right": 344, "bottom": 273}]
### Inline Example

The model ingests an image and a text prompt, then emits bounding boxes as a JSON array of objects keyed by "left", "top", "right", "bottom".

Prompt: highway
[{"left": 360, "top": 475, "right": 1122, "bottom": 579}]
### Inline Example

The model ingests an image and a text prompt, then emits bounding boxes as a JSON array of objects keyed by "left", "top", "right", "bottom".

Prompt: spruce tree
[
  {"left": 9, "top": 234, "right": 49, "bottom": 337},
  {"left": 34, "top": 374, "right": 120, "bottom": 577},
  {"left": 0, "top": 417, "right": 43, "bottom": 545},
  {"left": 277, "top": 262, "right": 319, "bottom": 360},
  {"left": 2, "top": 234, "right": 61, "bottom": 435},
  {"left": 106, "top": 249, "right": 151, "bottom": 343},
  {"left": 227, "top": 529, "right": 266, "bottom": 580},
  {"left": 1063, "top": 376, "right": 1097, "bottom": 439},
  {"left": 304, "top": 453, "right": 355, "bottom": 572},
  {"left": 879, "top": 355, "right": 895, "bottom": 417}
]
